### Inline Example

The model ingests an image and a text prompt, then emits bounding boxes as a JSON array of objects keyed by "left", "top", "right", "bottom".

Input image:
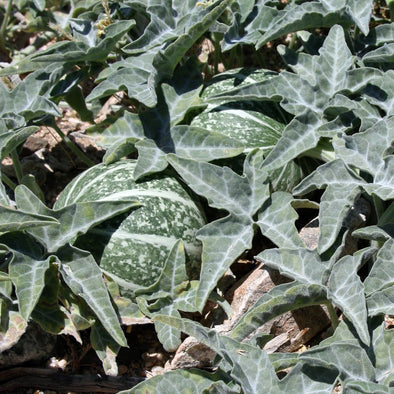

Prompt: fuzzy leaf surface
[
  {"left": 14, "top": 185, "right": 141, "bottom": 253},
  {"left": 57, "top": 246, "right": 127, "bottom": 347}
]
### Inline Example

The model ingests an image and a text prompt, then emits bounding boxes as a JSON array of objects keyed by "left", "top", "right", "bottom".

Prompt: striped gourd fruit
[{"left": 54, "top": 160, "right": 206, "bottom": 289}]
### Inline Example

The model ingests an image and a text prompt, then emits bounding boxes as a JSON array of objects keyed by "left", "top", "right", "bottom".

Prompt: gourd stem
[
  {"left": 288, "top": 33, "right": 297, "bottom": 50},
  {"left": 388, "top": 0, "right": 394, "bottom": 22},
  {"left": 10, "top": 150, "right": 23, "bottom": 184},
  {"left": 0, "top": 0, "right": 13, "bottom": 55},
  {"left": 327, "top": 302, "right": 339, "bottom": 330},
  {"left": 51, "top": 122, "right": 95, "bottom": 167},
  {"left": 1, "top": 173, "right": 16, "bottom": 190}
]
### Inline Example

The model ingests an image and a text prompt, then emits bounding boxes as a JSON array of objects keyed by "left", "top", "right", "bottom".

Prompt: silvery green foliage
[
  {"left": 0, "top": 0, "right": 393, "bottom": 391},
  {"left": 0, "top": 184, "right": 142, "bottom": 371}
]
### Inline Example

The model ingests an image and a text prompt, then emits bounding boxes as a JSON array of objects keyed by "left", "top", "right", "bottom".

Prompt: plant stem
[
  {"left": 388, "top": 0, "right": 394, "bottom": 22},
  {"left": 288, "top": 33, "right": 297, "bottom": 50},
  {"left": 327, "top": 302, "right": 339, "bottom": 330},
  {"left": 50, "top": 122, "right": 95, "bottom": 167},
  {"left": 1, "top": 172, "right": 16, "bottom": 190},
  {"left": 10, "top": 150, "right": 23, "bottom": 184},
  {"left": 212, "top": 33, "right": 222, "bottom": 74},
  {"left": 0, "top": 0, "right": 13, "bottom": 55}
]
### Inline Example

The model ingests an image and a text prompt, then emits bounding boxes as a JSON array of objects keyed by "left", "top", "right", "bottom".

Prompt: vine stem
[
  {"left": 10, "top": 150, "right": 23, "bottom": 184},
  {"left": 0, "top": 0, "right": 12, "bottom": 55},
  {"left": 327, "top": 302, "right": 339, "bottom": 330},
  {"left": 1, "top": 172, "right": 16, "bottom": 190},
  {"left": 50, "top": 122, "right": 95, "bottom": 167},
  {"left": 388, "top": 0, "right": 394, "bottom": 22}
]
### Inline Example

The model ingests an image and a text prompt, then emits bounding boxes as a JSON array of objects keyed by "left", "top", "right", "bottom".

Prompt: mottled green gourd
[{"left": 54, "top": 160, "right": 206, "bottom": 290}]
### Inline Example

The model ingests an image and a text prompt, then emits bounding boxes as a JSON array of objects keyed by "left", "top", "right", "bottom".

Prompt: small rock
[
  {"left": 0, "top": 322, "right": 56, "bottom": 367},
  {"left": 170, "top": 336, "right": 216, "bottom": 370}
]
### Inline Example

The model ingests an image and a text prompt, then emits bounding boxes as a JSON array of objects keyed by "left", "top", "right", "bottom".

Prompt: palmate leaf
[
  {"left": 256, "top": 192, "right": 304, "bottom": 248},
  {"left": 14, "top": 185, "right": 141, "bottom": 253},
  {"left": 37, "top": 20, "right": 135, "bottom": 64},
  {"left": 152, "top": 315, "right": 280, "bottom": 394},
  {"left": 295, "top": 117, "right": 394, "bottom": 251},
  {"left": 122, "top": 368, "right": 237, "bottom": 394},
  {"left": 89, "top": 0, "right": 232, "bottom": 106},
  {"left": 196, "top": 215, "right": 255, "bottom": 311},
  {"left": 8, "top": 251, "right": 54, "bottom": 322},
  {"left": 0, "top": 206, "right": 58, "bottom": 233},
  {"left": 0, "top": 75, "right": 60, "bottom": 120},
  {"left": 326, "top": 249, "right": 375, "bottom": 345},
  {"left": 364, "top": 239, "right": 394, "bottom": 316},
  {"left": 362, "top": 43, "right": 394, "bottom": 65},
  {"left": 257, "top": 247, "right": 373, "bottom": 345},
  {"left": 293, "top": 160, "right": 365, "bottom": 253},
  {"left": 255, "top": 2, "right": 353, "bottom": 49},
  {"left": 0, "top": 311, "right": 28, "bottom": 353},
  {"left": 360, "top": 71, "right": 394, "bottom": 117},
  {"left": 279, "top": 363, "right": 337, "bottom": 393},
  {"left": 151, "top": 0, "right": 233, "bottom": 83},
  {"left": 333, "top": 117, "right": 394, "bottom": 175},
  {"left": 89, "top": 63, "right": 244, "bottom": 179},
  {"left": 230, "top": 281, "right": 328, "bottom": 342},
  {"left": 299, "top": 341, "right": 376, "bottom": 384},
  {"left": 212, "top": 26, "right": 384, "bottom": 174},
  {"left": 57, "top": 245, "right": 127, "bottom": 347},
  {"left": 86, "top": 54, "right": 156, "bottom": 107},
  {"left": 210, "top": 26, "right": 348, "bottom": 171},
  {"left": 168, "top": 152, "right": 302, "bottom": 310},
  {"left": 0, "top": 126, "right": 39, "bottom": 160},
  {"left": 90, "top": 322, "right": 121, "bottom": 376},
  {"left": 257, "top": 248, "right": 330, "bottom": 286},
  {"left": 372, "top": 322, "right": 394, "bottom": 386}
]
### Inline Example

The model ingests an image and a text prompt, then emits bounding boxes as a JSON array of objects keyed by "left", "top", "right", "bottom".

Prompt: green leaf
[
  {"left": 256, "top": 248, "right": 330, "bottom": 286},
  {"left": 293, "top": 160, "right": 365, "bottom": 253},
  {"left": 153, "top": 303, "right": 183, "bottom": 352},
  {"left": 344, "top": 380, "right": 391, "bottom": 393},
  {"left": 279, "top": 363, "right": 337, "bottom": 393},
  {"left": 33, "top": 20, "right": 136, "bottom": 64},
  {"left": 364, "top": 239, "right": 394, "bottom": 316},
  {"left": 299, "top": 342, "right": 376, "bottom": 383},
  {"left": 9, "top": 252, "right": 52, "bottom": 321},
  {"left": 86, "top": 60, "right": 155, "bottom": 107},
  {"left": 90, "top": 322, "right": 121, "bottom": 376},
  {"left": 0, "top": 68, "right": 61, "bottom": 120},
  {"left": 31, "top": 263, "right": 68, "bottom": 336},
  {"left": 137, "top": 240, "right": 188, "bottom": 298},
  {"left": 33, "top": 0, "right": 46, "bottom": 11},
  {"left": 346, "top": 0, "right": 374, "bottom": 35},
  {"left": 57, "top": 245, "right": 127, "bottom": 347},
  {"left": 334, "top": 117, "right": 394, "bottom": 175},
  {"left": 230, "top": 281, "right": 328, "bottom": 342},
  {"left": 153, "top": 314, "right": 279, "bottom": 394},
  {"left": 256, "top": 4, "right": 352, "bottom": 49},
  {"left": 256, "top": 192, "right": 304, "bottom": 248},
  {"left": 361, "top": 71, "right": 394, "bottom": 116},
  {"left": 15, "top": 185, "right": 141, "bottom": 253},
  {"left": 196, "top": 215, "right": 254, "bottom": 311},
  {"left": 327, "top": 249, "right": 374, "bottom": 345},
  {"left": 168, "top": 155, "right": 253, "bottom": 216},
  {"left": 0, "top": 126, "right": 39, "bottom": 160},
  {"left": 0, "top": 311, "right": 28, "bottom": 353},
  {"left": 122, "top": 368, "right": 235, "bottom": 394},
  {"left": 0, "top": 206, "right": 58, "bottom": 233},
  {"left": 151, "top": 0, "right": 234, "bottom": 83},
  {"left": 372, "top": 322, "right": 394, "bottom": 386},
  {"left": 363, "top": 43, "right": 394, "bottom": 65}
]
